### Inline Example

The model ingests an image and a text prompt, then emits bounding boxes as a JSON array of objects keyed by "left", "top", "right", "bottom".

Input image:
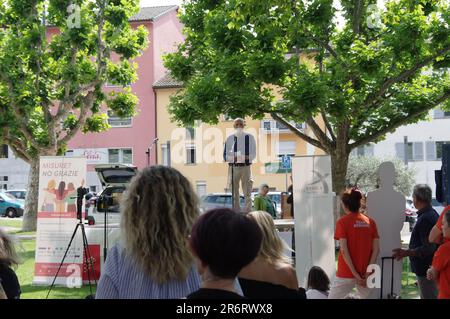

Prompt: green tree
[
  {"left": 165, "top": 0, "right": 450, "bottom": 220},
  {"left": 346, "top": 156, "right": 416, "bottom": 196},
  {"left": 0, "top": 0, "right": 148, "bottom": 231}
]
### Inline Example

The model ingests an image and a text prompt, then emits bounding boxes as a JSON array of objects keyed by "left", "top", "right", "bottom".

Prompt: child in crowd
[
  {"left": 0, "top": 229, "right": 21, "bottom": 299},
  {"left": 306, "top": 266, "right": 330, "bottom": 299},
  {"left": 187, "top": 208, "right": 262, "bottom": 299},
  {"left": 427, "top": 210, "right": 450, "bottom": 299}
]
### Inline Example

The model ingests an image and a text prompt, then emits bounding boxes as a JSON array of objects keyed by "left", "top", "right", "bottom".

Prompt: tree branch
[
  {"left": 58, "top": 92, "right": 94, "bottom": 146},
  {"left": 352, "top": 0, "right": 364, "bottom": 35},
  {"left": 363, "top": 45, "right": 450, "bottom": 109},
  {"left": 270, "top": 112, "right": 327, "bottom": 152},
  {"left": 305, "top": 117, "right": 333, "bottom": 152},
  {"left": 320, "top": 108, "right": 336, "bottom": 143},
  {"left": 1, "top": 128, "right": 31, "bottom": 162},
  {"left": 351, "top": 91, "right": 450, "bottom": 149}
]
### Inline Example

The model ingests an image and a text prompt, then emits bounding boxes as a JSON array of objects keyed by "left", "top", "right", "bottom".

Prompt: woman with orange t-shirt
[
  {"left": 427, "top": 209, "right": 450, "bottom": 299},
  {"left": 328, "top": 189, "right": 380, "bottom": 299},
  {"left": 429, "top": 205, "right": 450, "bottom": 244}
]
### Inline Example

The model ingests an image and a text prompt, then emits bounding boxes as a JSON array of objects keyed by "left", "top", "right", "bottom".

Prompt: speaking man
[{"left": 223, "top": 118, "right": 256, "bottom": 212}]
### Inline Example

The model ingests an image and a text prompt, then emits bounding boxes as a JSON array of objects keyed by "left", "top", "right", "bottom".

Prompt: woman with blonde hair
[
  {"left": 238, "top": 211, "right": 304, "bottom": 298},
  {"left": 96, "top": 166, "right": 201, "bottom": 299},
  {"left": 0, "top": 229, "right": 21, "bottom": 299}
]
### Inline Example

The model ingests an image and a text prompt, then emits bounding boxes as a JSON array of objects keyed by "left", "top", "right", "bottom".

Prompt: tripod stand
[{"left": 46, "top": 187, "right": 96, "bottom": 299}]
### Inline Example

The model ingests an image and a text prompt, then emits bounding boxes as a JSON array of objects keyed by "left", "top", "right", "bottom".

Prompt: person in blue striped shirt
[{"left": 96, "top": 166, "right": 201, "bottom": 299}]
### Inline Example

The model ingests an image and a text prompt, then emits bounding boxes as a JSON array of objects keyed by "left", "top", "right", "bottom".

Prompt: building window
[
  {"left": 277, "top": 141, "right": 296, "bottom": 161},
  {"left": 434, "top": 108, "right": 450, "bottom": 119},
  {"left": 1, "top": 176, "right": 8, "bottom": 190},
  {"left": 351, "top": 144, "right": 374, "bottom": 157},
  {"left": 108, "top": 148, "right": 133, "bottom": 164},
  {"left": 89, "top": 186, "right": 97, "bottom": 193},
  {"left": 186, "top": 127, "right": 195, "bottom": 140},
  {"left": 196, "top": 181, "right": 207, "bottom": 197},
  {"left": 223, "top": 114, "right": 234, "bottom": 121},
  {"left": 65, "top": 150, "right": 74, "bottom": 157},
  {"left": 186, "top": 145, "right": 196, "bottom": 165},
  {"left": 261, "top": 119, "right": 305, "bottom": 132},
  {"left": 107, "top": 110, "right": 132, "bottom": 127},
  {"left": 0, "top": 145, "right": 8, "bottom": 158},
  {"left": 161, "top": 143, "right": 170, "bottom": 166},
  {"left": 395, "top": 142, "right": 423, "bottom": 162}
]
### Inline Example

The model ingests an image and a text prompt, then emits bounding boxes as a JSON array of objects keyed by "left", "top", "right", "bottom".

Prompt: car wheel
[{"left": 6, "top": 208, "right": 17, "bottom": 218}]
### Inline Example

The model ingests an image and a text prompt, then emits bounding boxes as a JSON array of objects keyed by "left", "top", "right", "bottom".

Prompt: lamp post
[{"left": 146, "top": 138, "right": 159, "bottom": 166}]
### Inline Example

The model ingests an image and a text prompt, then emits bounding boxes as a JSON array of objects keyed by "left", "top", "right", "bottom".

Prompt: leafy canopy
[
  {"left": 0, "top": 0, "right": 148, "bottom": 160},
  {"left": 165, "top": 0, "right": 450, "bottom": 154}
]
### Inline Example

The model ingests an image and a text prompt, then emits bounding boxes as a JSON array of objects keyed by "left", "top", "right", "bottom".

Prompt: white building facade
[
  {"left": 0, "top": 145, "right": 30, "bottom": 190},
  {"left": 354, "top": 108, "right": 450, "bottom": 195}
]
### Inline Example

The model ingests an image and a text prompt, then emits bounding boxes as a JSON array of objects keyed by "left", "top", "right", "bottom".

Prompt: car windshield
[{"left": 1, "top": 192, "right": 17, "bottom": 201}]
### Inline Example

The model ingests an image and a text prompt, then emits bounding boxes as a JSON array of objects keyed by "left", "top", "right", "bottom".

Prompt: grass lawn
[
  {"left": 1, "top": 218, "right": 96, "bottom": 299},
  {"left": 15, "top": 239, "right": 96, "bottom": 299},
  {"left": 0, "top": 218, "right": 23, "bottom": 228}
]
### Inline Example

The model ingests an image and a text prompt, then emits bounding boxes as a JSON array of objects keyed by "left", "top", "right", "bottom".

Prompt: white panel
[{"left": 292, "top": 155, "right": 336, "bottom": 288}]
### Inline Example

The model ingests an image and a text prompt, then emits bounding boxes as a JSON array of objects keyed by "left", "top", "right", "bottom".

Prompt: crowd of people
[{"left": 1, "top": 165, "right": 449, "bottom": 299}]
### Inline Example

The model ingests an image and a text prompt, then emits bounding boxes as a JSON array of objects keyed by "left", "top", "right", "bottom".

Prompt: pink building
[{"left": 66, "top": 6, "right": 184, "bottom": 192}]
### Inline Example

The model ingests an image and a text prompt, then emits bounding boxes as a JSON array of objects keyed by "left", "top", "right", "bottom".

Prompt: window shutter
[
  {"left": 395, "top": 143, "right": 405, "bottom": 161},
  {"left": 426, "top": 141, "right": 436, "bottom": 161},
  {"left": 434, "top": 108, "right": 445, "bottom": 119},
  {"left": 413, "top": 142, "right": 424, "bottom": 161}
]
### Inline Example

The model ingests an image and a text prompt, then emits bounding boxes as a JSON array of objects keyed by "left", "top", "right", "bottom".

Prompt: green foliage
[
  {"left": 83, "top": 113, "right": 110, "bottom": 133},
  {"left": 106, "top": 89, "right": 138, "bottom": 118},
  {"left": 0, "top": 0, "right": 148, "bottom": 161},
  {"left": 347, "top": 156, "right": 416, "bottom": 196},
  {"left": 166, "top": 0, "right": 450, "bottom": 144}
]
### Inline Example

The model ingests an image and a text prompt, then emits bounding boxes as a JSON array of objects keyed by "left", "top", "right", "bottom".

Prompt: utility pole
[{"left": 404, "top": 136, "right": 409, "bottom": 166}]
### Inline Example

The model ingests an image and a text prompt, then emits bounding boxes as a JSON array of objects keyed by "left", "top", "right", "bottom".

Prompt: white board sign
[
  {"left": 33, "top": 156, "right": 86, "bottom": 287},
  {"left": 292, "top": 155, "right": 336, "bottom": 288}
]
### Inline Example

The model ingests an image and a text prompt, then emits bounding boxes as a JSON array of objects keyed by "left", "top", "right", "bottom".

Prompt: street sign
[{"left": 281, "top": 155, "right": 292, "bottom": 169}]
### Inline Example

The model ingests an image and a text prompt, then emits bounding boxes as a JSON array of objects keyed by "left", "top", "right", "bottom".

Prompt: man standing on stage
[{"left": 223, "top": 118, "right": 256, "bottom": 212}]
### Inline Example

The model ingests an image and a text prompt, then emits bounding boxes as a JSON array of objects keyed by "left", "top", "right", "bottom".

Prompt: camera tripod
[{"left": 46, "top": 188, "right": 96, "bottom": 299}]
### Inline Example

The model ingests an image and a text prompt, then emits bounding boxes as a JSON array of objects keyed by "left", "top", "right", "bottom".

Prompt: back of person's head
[
  {"left": 341, "top": 189, "right": 362, "bottom": 213},
  {"left": 247, "top": 210, "right": 292, "bottom": 266},
  {"left": 307, "top": 266, "right": 330, "bottom": 293},
  {"left": 121, "top": 165, "right": 200, "bottom": 283},
  {"left": 412, "top": 184, "right": 432, "bottom": 206},
  {"left": 190, "top": 208, "right": 262, "bottom": 279},
  {"left": 0, "top": 229, "right": 19, "bottom": 269}
]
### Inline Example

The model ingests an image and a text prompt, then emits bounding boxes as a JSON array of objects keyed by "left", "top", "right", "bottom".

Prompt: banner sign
[
  {"left": 71, "top": 148, "right": 109, "bottom": 165},
  {"left": 33, "top": 156, "right": 87, "bottom": 287},
  {"left": 292, "top": 155, "right": 336, "bottom": 287},
  {"left": 264, "top": 162, "right": 292, "bottom": 174}
]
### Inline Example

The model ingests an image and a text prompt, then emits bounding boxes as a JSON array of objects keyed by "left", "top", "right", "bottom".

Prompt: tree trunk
[
  {"left": 22, "top": 158, "right": 40, "bottom": 232},
  {"left": 331, "top": 150, "right": 350, "bottom": 223}
]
